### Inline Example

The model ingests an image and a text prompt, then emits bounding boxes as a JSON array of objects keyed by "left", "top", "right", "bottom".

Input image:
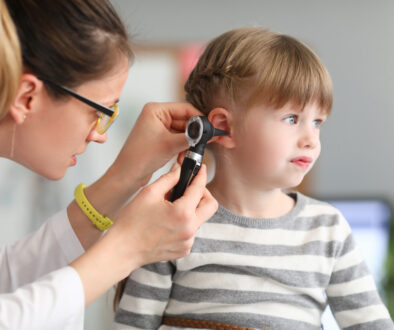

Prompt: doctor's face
[{"left": 14, "top": 56, "right": 129, "bottom": 180}]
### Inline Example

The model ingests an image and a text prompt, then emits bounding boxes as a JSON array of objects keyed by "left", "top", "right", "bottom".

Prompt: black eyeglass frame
[{"left": 40, "top": 79, "right": 115, "bottom": 117}]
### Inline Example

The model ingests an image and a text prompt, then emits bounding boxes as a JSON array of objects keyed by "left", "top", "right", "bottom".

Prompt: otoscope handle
[{"left": 169, "top": 157, "right": 201, "bottom": 202}]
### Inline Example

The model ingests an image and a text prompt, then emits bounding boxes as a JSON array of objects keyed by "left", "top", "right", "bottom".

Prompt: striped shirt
[{"left": 114, "top": 192, "right": 393, "bottom": 330}]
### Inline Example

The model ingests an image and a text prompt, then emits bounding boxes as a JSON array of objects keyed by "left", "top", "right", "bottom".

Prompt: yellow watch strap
[{"left": 74, "top": 183, "right": 113, "bottom": 231}]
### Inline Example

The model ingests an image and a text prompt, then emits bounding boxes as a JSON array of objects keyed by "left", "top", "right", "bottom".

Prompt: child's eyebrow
[
  {"left": 275, "top": 106, "right": 303, "bottom": 113},
  {"left": 317, "top": 109, "right": 329, "bottom": 118},
  {"left": 275, "top": 106, "right": 329, "bottom": 118}
]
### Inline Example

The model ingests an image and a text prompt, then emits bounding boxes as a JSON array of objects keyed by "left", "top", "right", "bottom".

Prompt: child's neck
[{"left": 207, "top": 176, "right": 295, "bottom": 219}]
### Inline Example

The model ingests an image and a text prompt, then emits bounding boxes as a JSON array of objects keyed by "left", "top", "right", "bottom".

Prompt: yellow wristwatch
[{"left": 74, "top": 183, "right": 113, "bottom": 231}]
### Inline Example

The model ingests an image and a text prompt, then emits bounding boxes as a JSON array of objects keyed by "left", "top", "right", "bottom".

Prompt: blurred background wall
[{"left": 0, "top": 1, "right": 393, "bottom": 329}]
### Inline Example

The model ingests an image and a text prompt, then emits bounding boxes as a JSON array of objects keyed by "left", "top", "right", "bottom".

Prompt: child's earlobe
[{"left": 208, "top": 108, "right": 236, "bottom": 149}]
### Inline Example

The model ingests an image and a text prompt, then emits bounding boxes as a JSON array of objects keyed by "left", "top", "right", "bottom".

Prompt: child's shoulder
[
  {"left": 296, "top": 191, "right": 338, "bottom": 210},
  {"left": 296, "top": 191, "right": 342, "bottom": 214},
  {"left": 294, "top": 191, "right": 351, "bottom": 231}
]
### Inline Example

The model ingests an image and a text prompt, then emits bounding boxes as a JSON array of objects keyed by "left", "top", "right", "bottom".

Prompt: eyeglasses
[{"left": 41, "top": 79, "right": 119, "bottom": 134}]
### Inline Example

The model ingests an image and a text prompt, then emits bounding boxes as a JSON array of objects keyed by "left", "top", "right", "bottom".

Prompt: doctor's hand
[
  {"left": 68, "top": 102, "right": 204, "bottom": 250},
  {"left": 111, "top": 163, "right": 217, "bottom": 266},
  {"left": 70, "top": 163, "right": 218, "bottom": 306},
  {"left": 107, "top": 102, "right": 203, "bottom": 190}
]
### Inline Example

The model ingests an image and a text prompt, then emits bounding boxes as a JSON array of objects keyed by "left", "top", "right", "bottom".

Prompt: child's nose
[{"left": 298, "top": 129, "right": 317, "bottom": 149}]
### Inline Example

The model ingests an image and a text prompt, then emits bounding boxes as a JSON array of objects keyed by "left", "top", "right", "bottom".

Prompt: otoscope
[{"left": 170, "top": 116, "right": 228, "bottom": 202}]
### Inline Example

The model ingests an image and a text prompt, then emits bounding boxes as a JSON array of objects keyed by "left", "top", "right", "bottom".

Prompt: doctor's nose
[{"left": 87, "top": 128, "right": 108, "bottom": 144}]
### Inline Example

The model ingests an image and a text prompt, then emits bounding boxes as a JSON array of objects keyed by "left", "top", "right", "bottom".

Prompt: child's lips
[{"left": 290, "top": 156, "right": 313, "bottom": 169}]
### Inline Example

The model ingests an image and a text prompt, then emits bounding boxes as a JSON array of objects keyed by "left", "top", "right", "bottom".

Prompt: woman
[{"left": 0, "top": 0, "right": 217, "bottom": 329}]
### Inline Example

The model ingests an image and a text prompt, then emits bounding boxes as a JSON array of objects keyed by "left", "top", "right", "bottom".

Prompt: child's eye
[
  {"left": 313, "top": 119, "right": 324, "bottom": 128},
  {"left": 284, "top": 115, "right": 298, "bottom": 125}
]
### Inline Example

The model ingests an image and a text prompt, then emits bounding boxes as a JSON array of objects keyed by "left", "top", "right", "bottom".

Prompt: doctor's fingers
[
  {"left": 175, "top": 164, "right": 208, "bottom": 210},
  {"left": 168, "top": 236, "right": 196, "bottom": 259},
  {"left": 138, "top": 165, "right": 181, "bottom": 201},
  {"left": 156, "top": 101, "right": 203, "bottom": 128},
  {"left": 173, "top": 165, "right": 218, "bottom": 228},
  {"left": 194, "top": 187, "right": 218, "bottom": 227}
]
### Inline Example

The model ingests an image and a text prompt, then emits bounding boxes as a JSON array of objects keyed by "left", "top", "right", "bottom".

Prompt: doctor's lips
[
  {"left": 71, "top": 151, "right": 84, "bottom": 166},
  {"left": 290, "top": 156, "right": 313, "bottom": 169}
]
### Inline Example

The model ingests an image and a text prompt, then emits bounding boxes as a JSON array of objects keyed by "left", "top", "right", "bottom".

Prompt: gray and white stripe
[{"left": 114, "top": 192, "right": 393, "bottom": 330}]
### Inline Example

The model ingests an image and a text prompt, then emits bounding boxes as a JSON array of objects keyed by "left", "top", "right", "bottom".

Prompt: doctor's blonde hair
[{"left": 0, "top": 0, "right": 22, "bottom": 119}]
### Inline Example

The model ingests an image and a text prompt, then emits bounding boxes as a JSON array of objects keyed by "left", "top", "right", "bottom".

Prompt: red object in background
[{"left": 179, "top": 43, "right": 205, "bottom": 85}]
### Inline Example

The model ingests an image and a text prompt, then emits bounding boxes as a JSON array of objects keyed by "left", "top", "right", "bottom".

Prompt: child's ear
[
  {"left": 9, "top": 74, "right": 43, "bottom": 124},
  {"left": 208, "top": 108, "right": 236, "bottom": 149}
]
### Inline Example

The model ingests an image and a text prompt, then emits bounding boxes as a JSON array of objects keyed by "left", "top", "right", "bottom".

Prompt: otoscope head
[
  {"left": 170, "top": 116, "right": 228, "bottom": 202},
  {"left": 185, "top": 116, "right": 228, "bottom": 155}
]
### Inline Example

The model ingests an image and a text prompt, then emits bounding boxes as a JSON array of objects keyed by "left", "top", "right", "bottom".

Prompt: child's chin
[{"left": 283, "top": 178, "right": 305, "bottom": 190}]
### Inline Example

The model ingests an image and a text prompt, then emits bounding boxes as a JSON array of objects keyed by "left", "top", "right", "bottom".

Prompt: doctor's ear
[
  {"left": 208, "top": 108, "right": 236, "bottom": 149},
  {"left": 9, "top": 74, "right": 44, "bottom": 124}
]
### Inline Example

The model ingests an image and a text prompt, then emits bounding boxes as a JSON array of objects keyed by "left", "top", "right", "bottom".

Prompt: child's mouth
[{"left": 290, "top": 156, "right": 313, "bottom": 169}]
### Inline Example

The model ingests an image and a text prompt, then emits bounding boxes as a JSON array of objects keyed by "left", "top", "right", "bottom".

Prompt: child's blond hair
[
  {"left": 0, "top": 0, "right": 22, "bottom": 119},
  {"left": 185, "top": 27, "right": 333, "bottom": 115}
]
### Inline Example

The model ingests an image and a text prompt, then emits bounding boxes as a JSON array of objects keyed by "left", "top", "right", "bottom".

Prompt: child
[{"left": 113, "top": 27, "right": 393, "bottom": 330}]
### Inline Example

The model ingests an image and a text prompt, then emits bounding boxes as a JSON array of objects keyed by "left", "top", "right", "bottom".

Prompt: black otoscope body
[{"left": 170, "top": 116, "right": 228, "bottom": 202}]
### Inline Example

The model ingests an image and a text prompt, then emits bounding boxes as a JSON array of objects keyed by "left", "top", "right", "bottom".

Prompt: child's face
[{"left": 231, "top": 101, "right": 327, "bottom": 190}]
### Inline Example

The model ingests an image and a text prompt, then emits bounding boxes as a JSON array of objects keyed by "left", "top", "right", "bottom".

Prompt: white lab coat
[{"left": 0, "top": 210, "right": 86, "bottom": 329}]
